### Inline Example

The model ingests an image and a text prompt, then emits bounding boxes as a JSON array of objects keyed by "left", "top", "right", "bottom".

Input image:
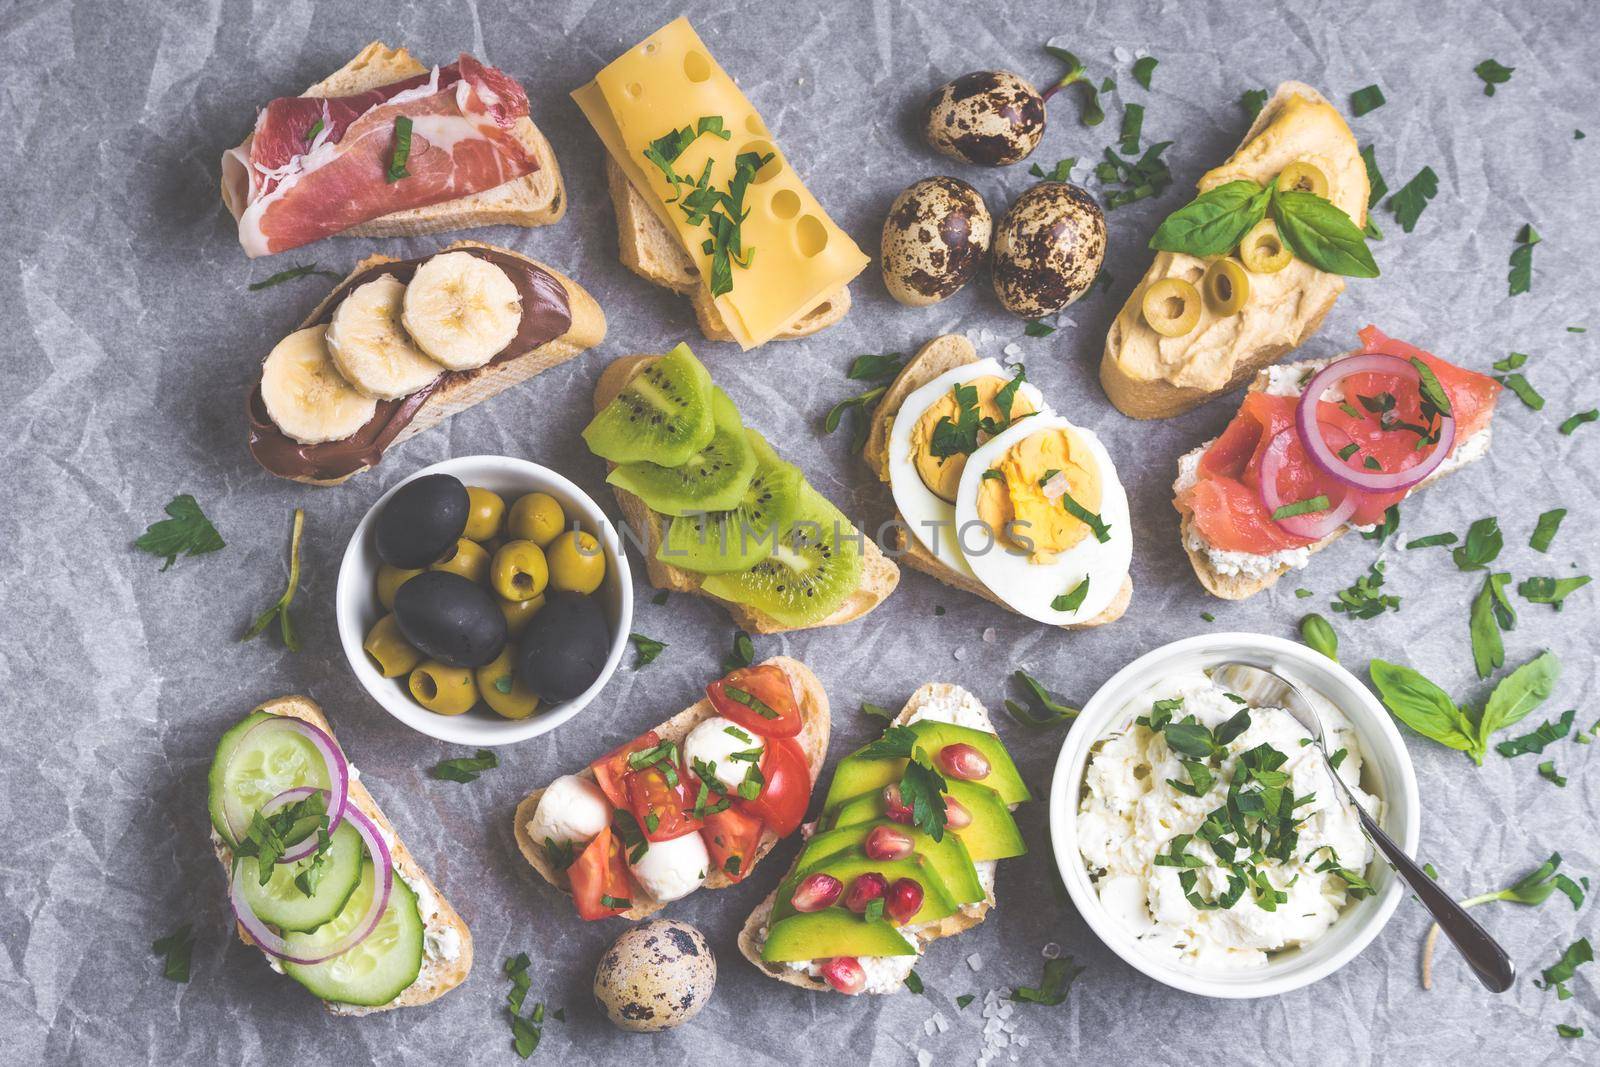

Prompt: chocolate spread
[{"left": 247, "top": 247, "right": 572, "bottom": 481}]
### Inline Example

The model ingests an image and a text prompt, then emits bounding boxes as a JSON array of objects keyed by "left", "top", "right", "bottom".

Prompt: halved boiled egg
[
  {"left": 887, "top": 359, "right": 1047, "bottom": 579},
  {"left": 953, "top": 414, "right": 1132, "bottom": 625}
]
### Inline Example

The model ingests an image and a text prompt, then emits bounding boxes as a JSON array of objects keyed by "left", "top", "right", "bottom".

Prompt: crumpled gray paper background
[{"left": 2, "top": 0, "right": 1597, "bottom": 1063}]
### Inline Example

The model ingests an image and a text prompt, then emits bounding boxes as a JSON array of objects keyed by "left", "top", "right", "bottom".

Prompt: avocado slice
[
  {"left": 761, "top": 910, "right": 916, "bottom": 963},
  {"left": 820, "top": 750, "right": 904, "bottom": 813},
  {"left": 797, "top": 819, "right": 984, "bottom": 905},
  {"left": 826, "top": 779, "right": 1027, "bottom": 863},
  {"left": 770, "top": 854, "right": 957, "bottom": 927},
  {"left": 908, "top": 720, "right": 1032, "bottom": 805}
]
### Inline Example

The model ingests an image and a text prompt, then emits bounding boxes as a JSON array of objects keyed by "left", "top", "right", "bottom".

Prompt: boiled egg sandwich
[{"left": 866, "top": 334, "right": 1133, "bottom": 627}]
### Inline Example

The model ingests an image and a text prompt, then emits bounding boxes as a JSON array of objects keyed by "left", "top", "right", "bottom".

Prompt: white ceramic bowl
[
  {"left": 337, "top": 456, "right": 633, "bottom": 747},
  {"left": 1049, "top": 632, "right": 1420, "bottom": 998}
]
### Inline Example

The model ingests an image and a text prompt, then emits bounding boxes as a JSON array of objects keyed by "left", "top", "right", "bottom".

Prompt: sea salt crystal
[
  {"left": 953, "top": 647, "right": 966, "bottom": 661},
  {"left": 917, "top": 1051, "right": 933, "bottom": 1067},
  {"left": 1059, "top": 316, "right": 1077, "bottom": 329},
  {"left": 934, "top": 1013, "right": 949, "bottom": 1034},
  {"left": 1135, "top": 46, "right": 1150, "bottom": 59},
  {"left": 968, "top": 952, "right": 984, "bottom": 971},
  {"left": 982, "top": 627, "right": 997, "bottom": 644},
  {"left": 1016, "top": 1035, "right": 1031, "bottom": 1049},
  {"left": 980, "top": 329, "right": 995, "bottom": 344},
  {"left": 924, "top": 1018, "right": 937, "bottom": 1037},
  {"left": 1113, "top": 46, "right": 1132, "bottom": 63},
  {"left": 1003, "top": 342, "right": 1021, "bottom": 357},
  {"left": 1042, "top": 942, "right": 1060, "bottom": 959}
]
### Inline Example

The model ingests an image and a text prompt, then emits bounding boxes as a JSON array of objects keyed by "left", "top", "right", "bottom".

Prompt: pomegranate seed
[
  {"left": 820, "top": 956, "right": 866, "bottom": 995},
  {"left": 938, "top": 742, "right": 991, "bottom": 781},
  {"left": 864, "top": 824, "right": 915, "bottom": 861},
  {"left": 844, "top": 872, "right": 888, "bottom": 913},
  {"left": 943, "top": 796, "right": 973, "bottom": 830},
  {"left": 790, "top": 872, "right": 843, "bottom": 913},
  {"left": 886, "top": 878, "right": 924, "bottom": 924},
  {"left": 882, "top": 783, "right": 914, "bottom": 824}
]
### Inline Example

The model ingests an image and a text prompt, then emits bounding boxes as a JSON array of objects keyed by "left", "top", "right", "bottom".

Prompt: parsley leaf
[
  {"left": 1006, "top": 669, "right": 1079, "bottom": 727},
  {"left": 431, "top": 749, "right": 498, "bottom": 783},
  {"left": 825, "top": 353, "right": 904, "bottom": 451},
  {"left": 1387, "top": 166, "right": 1439, "bottom": 233},
  {"left": 629, "top": 632, "right": 666, "bottom": 668},
  {"left": 135, "top": 494, "right": 224, "bottom": 571},
  {"left": 152, "top": 924, "right": 195, "bottom": 982},
  {"left": 240, "top": 508, "right": 304, "bottom": 651}
]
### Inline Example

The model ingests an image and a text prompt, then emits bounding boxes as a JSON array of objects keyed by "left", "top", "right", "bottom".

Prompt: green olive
[
  {"left": 507, "top": 492, "right": 565, "bottom": 548},
  {"left": 1276, "top": 161, "right": 1329, "bottom": 198},
  {"left": 1201, "top": 258, "right": 1250, "bottom": 316},
  {"left": 408, "top": 660, "right": 479, "bottom": 716},
  {"left": 1141, "top": 278, "right": 1203, "bottom": 338},
  {"left": 491, "top": 539, "right": 549, "bottom": 601},
  {"left": 475, "top": 648, "right": 541, "bottom": 720},
  {"left": 363, "top": 613, "right": 422, "bottom": 678},
  {"left": 1238, "top": 219, "right": 1293, "bottom": 274},
  {"left": 430, "top": 538, "right": 490, "bottom": 585},
  {"left": 547, "top": 530, "right": 606, "bottom": 595},
  {"left": 464, "top": 486, "right": 506, "bottom": 542},
  {"left": 376, "top": 565, "right": 423, "bottom": 611},
  {"left": 499, "top": 593, "right": 546, "bottom": 638}
]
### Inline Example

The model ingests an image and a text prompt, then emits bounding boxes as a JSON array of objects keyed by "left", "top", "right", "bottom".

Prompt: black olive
[
  {"left": 393, "top": 570, "right": 507, "bottom": 668},
  {"left": 517, "top": 592, "right": 611, "bottom": 701},
  {"left": 375, "top": 474, "right": 469, "bottom": 568}
]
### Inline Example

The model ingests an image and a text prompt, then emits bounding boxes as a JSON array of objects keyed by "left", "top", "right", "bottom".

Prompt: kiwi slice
[
  {"left": 607, "top": 389, "right": 756, "bottom": 516},
  {"left": 701, "top": 485, "right": 865, "bottom": 627},
  {"left": 582, "top": 343, "right": 715, "bottom": 467},
  {"left": 659, "top": 431, "right": 803, "bottom": 574}
]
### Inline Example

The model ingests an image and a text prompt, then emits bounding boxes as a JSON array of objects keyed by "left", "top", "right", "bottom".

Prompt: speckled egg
[
  {"left": 991, "top": 182, "right": 1107, "bottom": 318},
  {"left": 880, "top": 177, "right": 993, "bottom": 307},
  {"left": 921, "top": 70, "right": 1046, "bottom": 167},
  {"left": 593, "top": 919, "right": 716, "bottom": 1032}
]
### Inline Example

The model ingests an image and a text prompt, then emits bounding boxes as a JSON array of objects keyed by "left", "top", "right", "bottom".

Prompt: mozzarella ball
[
  {"left": 683, "top": 716, "right": 766, "bottom": 793},
  {"left": 526, "top": 774, "right": 610, "bottom": 846},
  {"left": 629, "top": 832, "right": 710, "bottom": 903}
]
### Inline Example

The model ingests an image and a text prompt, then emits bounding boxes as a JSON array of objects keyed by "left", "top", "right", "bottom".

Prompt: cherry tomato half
[
  {"left": 737, "top": 736, "right": 811, "bottom": 837},
  {"left": 701, "top": 805, "right": 764, "bottom": 882},
  {"left": 589, "top": 731, "right": 662, "bottom": 810},
  {"left": 706, "top": 664, "right": 803, "bottom": 738},
  {"left": 568, "top": 827, "right": 635, "bottom": 921},
  {"left": 625, "top": 764, "right": 704, "bottom": 843}
]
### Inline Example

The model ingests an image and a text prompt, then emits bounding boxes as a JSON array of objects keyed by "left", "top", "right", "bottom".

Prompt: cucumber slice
[
  {"left": 207, "top": 712, "right": 334, "bottom": 848},
  {"left": 283, "top": 862, "right": 424, "bottom": 1007},
  {"left": 235, "top": 821, "right": 365, "bottom": 932}
]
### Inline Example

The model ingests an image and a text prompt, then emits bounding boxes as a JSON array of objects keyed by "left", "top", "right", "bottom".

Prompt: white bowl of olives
[{"left": 336, "top": 455, "right": 633, "bottom": 746}]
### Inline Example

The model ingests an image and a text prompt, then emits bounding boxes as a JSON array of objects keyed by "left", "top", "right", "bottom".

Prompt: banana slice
[
  {"left": 327, "top": 274, "right": 446, "bottom": 400},
  {"left": 401, "top": 252, "right": 523, "bottom": 371},
  {"left": 260, "top": 326, "right": 378, "bottom": 445}
]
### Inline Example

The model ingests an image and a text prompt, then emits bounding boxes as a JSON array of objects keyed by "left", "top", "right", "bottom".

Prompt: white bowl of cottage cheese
[{"left": 1050, "top": 633, "right": 1419, "bottom": 998}]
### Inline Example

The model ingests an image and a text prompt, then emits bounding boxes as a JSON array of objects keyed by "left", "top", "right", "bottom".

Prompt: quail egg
[
  {"left": 593, "top": 920, "right": 716, "bottom": 1033},
  {"left": 921, "top": 70, "right": 1046, "bottom": 166},
  {"left": 880, "top": 177, "right": 992, "bottom": 307},
  {"left": 991, "top": 182, "right": 1107, "bottom": 318}
]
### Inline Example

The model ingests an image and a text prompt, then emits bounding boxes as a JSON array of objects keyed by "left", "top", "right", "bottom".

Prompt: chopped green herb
[
  {"left": 1508, "top": 223, "right": 1539, "bottom": 296},
  {"left": 1060, "top": 490, "right": 1112, "bottom": 542},
  {"left": 1006, "top": 669, "right": 1078, "bottom": 727},
  {"left": 431, "top": 749, "right": 498, "bottom": 783},
  {"left": 1050, "top": 576, "right": 1090, "bottom": 613},
  {"left": 1387, "top": 166, "right": 1438, "bottom": 233},
  {"left": 599, "top": 894, "right": 632, "bottom": 909},
  {"left": 723, "top": 631, "right": 755, "bottom": 672},
  {"left": 1200, "top": 612, "right": 1215, "bottom": 623},
  {"left": 1559, "top": 409, "right": 1598, "bottom": 435},
  {"left": 1537, "top": 938, "right": 1594, "bottom": 998},
  {"left": 1492, "top": 351, "right": 1528, "bottom": 371},
  {"left": 1452, "top": 517, "right": 1503, "bottom": 570},
  {"left": 1299, "top": 613, "right": 1338, "bottom": 661},
  {"left": 1495, "top": 708, "right": 1576, "bottom": 758},
  {"left": 240, "top": 508, "right": 305, "bottom": 652},
  {"left": 1360, "top": 144, "right": 1386, "bottom": 239},
  {"left": 1469, "top": 572, "right": 1516, "bottom": 679},
  {"left": 1295, "top": 587, "right": 1313, "bottom": 598},
  {"left": 385, "top": 116, "right": 413, "bottom": 182},
  {"left": 629, "top": 632, "right": 666, "bottom": 668},
  {"left": 1497, "top": 372, "right": 1544, "bottom": 410},
  {"left": 933, "top": 605, "right": 946, "bottom": 616},
  {"left": 1405, "top": 532, "right": 1457, "bottom": 549},
  {"left": 136, "top": 494, "right": 224, "bottom": 571},
  {"left": 1518, "top": 575, "right": 1591, "bottom": 610},
  {"left": 1029, "top": 158, "right": 1077, "bottom": 181},
  {"left": 956, "top": 993, "right": 975, "bottom": 1009},
  {"left": 847, "top": 352, "right": 906, "bottom": 380},
  {"left": 1530, "top": 509, "right": 1566, "bottom": 552},
  {"left": 650, "top": 590, "right": 670, "bottom": 606},
  {"left": 541, "top": 837, "right": 576, "bottom": 871},
  {"left": 1538, "top": 760, "right": 1567, "bottom": 786},
  {"left": 1272, "top": 495, "right": 1331, "bottom": 521},
  {"left": 1096, "top": 139, "right": 1174, "bottom": 209},
  {"left": 304, "top": 118, "right": 323, "bottom": 144},
  {"left": 722, "top": 684, "right": 779, "bottom": 719},
  {"left": 1042, "top": 46, "right": 1105, "bottom": 125},
  {"left": 248, "top": 263, "right": 342, "bottom": 291},
  {"left": 1009, "top": 956, "right": 1085, "bottom": 1005},
  {"left": 1118, "top": 103, "right": 1144, "bottom": 155},
  {"left": 903, "top": 970, "right": 924, "bottom": 994},
  {"left": 863, "top": 897, "right": 885, "bottom": 923},
  {"left": 1474, "top": 58, "right": 1514, "bottom": 96},
  {"left": 1360, "top": 504, "right": 1400, "bottom": 541},
  {"left": 1350, "top": 84, "right": 1386, "bottom": 116},
  {"left": 1132, "top": 56, "right": 1157, "bottom": 89},
  {"left": 152, "top": 924, "right": 195, "bottom": 982},
  {"left": 1024, "top": 319, "right": 1057, "bottom": 337},
  {"left": 1240, "top": 88, "right": 1269, "bottom": 119},
  {"left": 860, "top": 702, "right": 893, "bottom": 721},
  {"left": 1557, "top": 1024, "right": 1585, "bottom": 1039}
]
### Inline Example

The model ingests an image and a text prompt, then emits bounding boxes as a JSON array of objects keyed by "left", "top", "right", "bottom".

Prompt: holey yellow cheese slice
[{"left": 573, "top": 17, "right": 868, "bottom": 350}]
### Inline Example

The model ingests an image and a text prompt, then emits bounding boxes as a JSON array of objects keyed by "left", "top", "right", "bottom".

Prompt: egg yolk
[
  {"left": 977, "top": 427, "right": 1102, "bottom": 563},
  {"left": 909, "top": 375, "right": 1037, "bottom": 502}
]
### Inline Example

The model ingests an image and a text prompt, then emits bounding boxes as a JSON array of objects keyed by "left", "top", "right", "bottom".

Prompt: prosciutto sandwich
[{"left": 221, "top": 44, "right": 564, "bottom": 257}]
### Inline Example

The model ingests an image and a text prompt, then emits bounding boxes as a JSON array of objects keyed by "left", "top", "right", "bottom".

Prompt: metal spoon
[{"left": 1211, "top": 660, "right": 1516, "bottom": 993}]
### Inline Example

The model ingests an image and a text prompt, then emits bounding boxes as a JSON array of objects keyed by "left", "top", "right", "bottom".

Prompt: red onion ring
[
  {"left": 229, "top": 802, "right": 394, "bottom": 965},
  {"left": 1259, "top": 428, "right": 1358, "bottom": 539},
  {"left": 222, "top": 717, "right": 349, "bottom": 847},
  {"left": 1295, "top": 354, "right": 1456, "bottom": 492},
  {"left": 260, "top": 786, "right": 336, "bottom": 865}
]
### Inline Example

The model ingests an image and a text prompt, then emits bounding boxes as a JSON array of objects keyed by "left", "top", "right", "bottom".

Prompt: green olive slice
[
  {"left": 1141, "top": 278, "right": 1202, "bottom": 338},
  {"left": 1202, "top": 258, "right": 1250, "bottom": 316},
  {"left": 1276, "top": 161, "right": 1329, "bottom": 198},
  {"left": 1238, "top": 219, "right": 1293, "bottom": 274}
]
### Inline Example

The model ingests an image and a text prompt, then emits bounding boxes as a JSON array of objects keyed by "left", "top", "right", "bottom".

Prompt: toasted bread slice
[
  {"left": 737, "top": 683, "right": 1002, "bottom": 994},
  {"left": 211, "top": 696, "right": 473, "bottom": 1014},
  {"left": 602, "top": 156, "right": 850, "bottom": 343},
  {"left": 864, "top": 334, "right": 1132, "bottom": 628},
  {"left": 513, "top": 656, "right": 830, "bottom": 919},
  {"left": 260, "top": 240, "right": 605, "bottom": 487},
  {"left": 221, "top": 42, "right": 565, "bottom": 242},
  {"left": 592, "top": 354, "right": 898, "bottom": 634},
  {"left": 1175, "top": 356, "right": 1494, "bottom": 599},
  {"left": 1101, "top": 82, "right": 1363, "bottom": 420}
]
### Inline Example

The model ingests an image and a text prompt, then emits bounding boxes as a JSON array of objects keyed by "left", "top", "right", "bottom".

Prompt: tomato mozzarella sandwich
[
  {"left": 1175, "top": 326, "right": 1501, "bottom": 598},
  {"left": 222, "top": 43, "right": 564, "bottom": 257},
  {"left": 514, "top": 657, "right": 830, "bottom": 920}
]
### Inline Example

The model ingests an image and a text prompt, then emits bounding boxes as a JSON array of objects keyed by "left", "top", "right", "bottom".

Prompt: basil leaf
[
  {"left": 1369, "top": 660, "right": 1476, "bottom": 753},
  {"left": 431, "top": 749, "right": 498, "bottom": 783},
  {"left": 1051, "top": 576, "right": 1090, "bottom": 613},
  {"left": 1008, "top": 669, "right": 1078, "bottom": 726},
  {"left": 1132, "top": 56, "right": 1157, "bottom": 89},
  {"left": 1470, "top": 573, "right": 1512, "bottom": 680},
  {"left": 1149, "top": 180, "right": 1269, "bottom": 257},
  {"left": 1453, "top": 517, "right": 1503, "bottom": 570},
  {"left": 1350, "top": 84, "right": 1386, "bottom": 116},
  {"left": 1479, "top": 651, "right": 1560, "bottom": 745},
  {"left": 1495, "top": 708, "right": 1576, "bottom": 758},
  {"left": 1272, "top": 189, "right": 1380, "bottom": 278},
  {"left": 846, "top": 353, "right": 905, "bottom": 381},
  {"left": 1530, "top": 508, "right": 1566, "bottom": 552},
  {"left": 152, "top": 925, "right": 195, "bottom": 982},
  {"left": 1009, "top": 956, "right": 1085, "bottom": 1005},
  {"left": 1518, "top": 576, "right": 1592, "bottom": 610},
  {"left": 1299, "top": 613, "right": 1338, "bottom": 662},
  {"left": 1240, "top": 88, "right": 1269, "bottom": 119},
  {"left": 629, "top": 632, "right": 666, "bottom": 668}
]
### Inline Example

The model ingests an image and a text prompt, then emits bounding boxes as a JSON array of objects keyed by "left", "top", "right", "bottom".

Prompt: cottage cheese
[{"left": 1077, "top": 670, "right": 1379, "bottom": 970}]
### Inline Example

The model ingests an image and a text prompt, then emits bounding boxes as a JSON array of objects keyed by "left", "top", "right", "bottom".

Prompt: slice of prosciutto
[{"left": 221, "top": 55, "right": 539, "bottom": 257}]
